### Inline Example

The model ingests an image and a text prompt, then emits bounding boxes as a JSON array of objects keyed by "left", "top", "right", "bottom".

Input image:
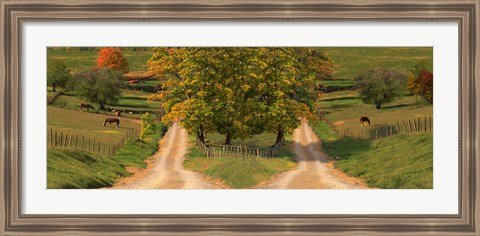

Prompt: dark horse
[
  {"left": 103, "top": 118, "right": 120, "bottom": 127},
  {"left": 79, "top": 103, "right": 94, "bottom": 112},
  {"left": 358, "top": 117, "right": 371, "bottom": 127}
]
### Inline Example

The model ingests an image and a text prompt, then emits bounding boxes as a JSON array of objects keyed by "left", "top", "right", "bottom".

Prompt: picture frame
[{"left": 1, "top": 0, "right": 478, "bottom": 235}]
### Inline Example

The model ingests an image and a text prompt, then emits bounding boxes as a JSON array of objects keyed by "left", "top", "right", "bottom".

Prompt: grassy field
[
  {"left": 48, "top": 106, "right": 141, "bottom": 146},
  {"left": 47, "top": 49, "right": 154, "bottom": 72},
  {"left": 312, "top": 122, "right": 433, "bottom": 189},
  {"left": 184, "top": 135, "right": 297, "bottom": 188},
  {"left": 47, "top": 123, "right": 167, "bottom": 189},
  {"left": 50, "top": 88, "right": 162, "bottom": 117},
  {"left": 320, "top": 47, "right": 433, "bottom": 80},
  {"left": 319, "top": 90, "right": 433, "bottom": 137}
]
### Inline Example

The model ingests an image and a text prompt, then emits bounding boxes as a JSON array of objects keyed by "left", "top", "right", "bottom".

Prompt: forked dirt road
[
  {"left": 112, "top": 122, "right": 220, "bottom": 189},
  {"left": 259, "top": 121, "right": 368, "bottom": 189}
]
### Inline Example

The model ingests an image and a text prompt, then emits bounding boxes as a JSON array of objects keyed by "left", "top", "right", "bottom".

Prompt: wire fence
[
  {"left": 323, "top": 115, "right": 433, "bottom": 140},
  {"left": 196, "top": 137, "right": 285, "bottom": 161},
  {"left": 47, "top": 127, "right": 140, "bottom": 156}
]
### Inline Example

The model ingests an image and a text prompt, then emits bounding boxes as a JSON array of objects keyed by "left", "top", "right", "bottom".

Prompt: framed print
[{"left": 1, "top": 0, "right": 479, "bottom": 235}]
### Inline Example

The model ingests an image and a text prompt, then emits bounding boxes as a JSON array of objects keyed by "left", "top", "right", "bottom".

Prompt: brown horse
[
  {"left": 358, "top": 117, "right": 371, "bottom": 127},
  {"left": 79, "top": 103, "right": 94, "bottom": 111},
  {"left": 103, "top": 118, "right": 120, "bottom": 127}
]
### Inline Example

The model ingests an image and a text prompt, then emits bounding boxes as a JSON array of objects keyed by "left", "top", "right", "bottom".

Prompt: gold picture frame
[{"left": 1, "top": 0, "right": 479, "bottom": 235}]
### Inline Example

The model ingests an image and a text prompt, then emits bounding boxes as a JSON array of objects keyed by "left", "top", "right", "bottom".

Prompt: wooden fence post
[
  {"left": 430, "top": 116, "right": 432, "bottom": 132},
  {"left": 424, "top": 116, "right": 427, "bottom": 132},
  {"left": 60, "top": 132, "right": 63, "bottom": 147},
  {"left": 408, "top": 120, "right": 413, "bottom": 133},
  {"left": 50, "top": 128, "right": 53, "bottom": 146},
  {"left": 402, "top": 121, "right": 407, "bottom": 133},
  {"left": 418, "top": 118, "right": 421, "bottom": 132},
  {"left": 397, "top": 122, "right": 401, "bottom": 134},
  {"left": 75, "top": 134, "right": 78, "bottom": 147},
  {"left": 375, "top": 130, "right": 378, "bottom": 139}
]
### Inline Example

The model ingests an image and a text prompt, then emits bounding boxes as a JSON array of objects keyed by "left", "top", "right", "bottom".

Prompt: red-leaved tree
[
  {"left": 418, "top": 70, "right": 433, "bottom": 104},
  {"left": 96, "top": 47, "right": 129, "bottom": 74}
]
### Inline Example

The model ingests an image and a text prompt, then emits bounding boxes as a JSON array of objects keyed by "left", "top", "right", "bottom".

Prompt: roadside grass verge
[
  {"left": 47, "top": 123, "right": 167, "bottom": 189},
  {"left": 184, "top": 136, "right": 297, "bottom": 188},
  {"left": 311, "top": 122, "right": 433, "bottom": 189}
]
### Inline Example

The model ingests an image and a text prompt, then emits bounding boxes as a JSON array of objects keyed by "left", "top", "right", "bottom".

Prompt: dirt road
[
  {"left": 260, "top": 121, "right": 368, "bottom": 189},
  {"left": 112, "top": 122, "right": 219, "bottom": 189}
]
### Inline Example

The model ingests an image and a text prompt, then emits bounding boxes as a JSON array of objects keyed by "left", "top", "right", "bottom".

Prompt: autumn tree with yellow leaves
[{"left": 147, "top": 47, "right": 335, "bottom": 145}]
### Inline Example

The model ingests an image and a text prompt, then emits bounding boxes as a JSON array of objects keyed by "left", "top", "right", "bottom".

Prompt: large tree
[
  {"left": 96, "top": 47, "right": 129, "bottom": 74},
  {"left": 148, "top": 47, "right": 335, "bottom": 145},
  {"left": 357, "top": 68, "right": 406, "bottom": 109},
  {"left": 73, "top": 67, "right": 124, "bottom": 110},
  {"left": 47, "top": 59, "right": 72, "bottom": 92}
]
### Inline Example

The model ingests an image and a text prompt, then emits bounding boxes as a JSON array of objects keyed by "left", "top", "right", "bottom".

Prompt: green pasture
[
  {"left": 47, "top": 106, "right": 141, "bottom": 146},
  {"left": 47, "top": 49, "right": 154, "bottom": 72},
  {"left": 49, "top": 88, "right": 162, "bottom": 117},
  {"left": 312, "top": 122, "right": 433, "bottom": 189},
  {"left": 318, "top": 90, "right": 433, "bottom": 137}
]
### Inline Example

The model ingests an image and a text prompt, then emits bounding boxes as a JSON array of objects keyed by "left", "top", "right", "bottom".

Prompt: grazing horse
[
  {"left": 103, "top": 118, "right": 120, "bottom": 127},
  {"left": 358, "top": 117, "right": 371, "bottom": 127},
  {"left": 79, "top": 103, "right": 94, "bottom": 112}
]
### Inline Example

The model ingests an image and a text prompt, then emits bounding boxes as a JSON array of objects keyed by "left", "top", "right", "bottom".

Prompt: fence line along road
[
  {"left": 325, "top": 115, "right": 433, "bottom": 140},
  {"left": 196, "top": 137, "right": 285, "bottom": 161},
  {"left": 47, "top": 127, "right": 140, "bottom": 156}
]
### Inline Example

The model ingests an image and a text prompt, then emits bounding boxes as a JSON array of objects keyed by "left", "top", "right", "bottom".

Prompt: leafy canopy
[
  {"left": 47, "top": 59, "right": 72, "bottom": 92},
  {"left": 96, "top": 47, "right": 129, "bottom": 74},
  {"left": 73, "top": 67, "right": 124, "bottom": 110},
  {"left": 407, "top": 59, "right": 433, "bottom": 104},
  {"left": 356, "top": 68, "right": 406, "bottom": 109},
  {"left": 147, "top": 47, "right": 336, "bottom": 141}
]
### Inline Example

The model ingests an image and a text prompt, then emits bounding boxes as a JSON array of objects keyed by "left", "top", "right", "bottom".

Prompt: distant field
[
  {"left": 319, "top": 47, "right": 433, "bottom": 80},
  {"left": 47, "top": 49, "right": 154, "bottom": 72},
  {"left": 47, "top": 106, "right": 141, "bottom": 146}
]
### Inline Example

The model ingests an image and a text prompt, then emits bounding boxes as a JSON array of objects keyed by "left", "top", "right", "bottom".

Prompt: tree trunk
[
  {"left": 224, "top": 133, "right": 232, "bottom": 145},
  {"left": 52, "top": 84, "right": 56, "bottom": 92},
  {"left": 375, "top": 103, "right": 382, "bottom": 109},
  {"left": 275, "top": 124, "right": 284, "bottom": 145},
  {"left": 197, "top": 124, "right": 206, "bottom": 144}
]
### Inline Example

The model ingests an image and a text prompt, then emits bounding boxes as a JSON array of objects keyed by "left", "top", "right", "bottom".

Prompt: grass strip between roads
[
  {"left": 184, "top": 139, "right": 297, "bottom": 189},
  {"left": 47, "top": 123, "right": 167, "bottom": 189},
  {"left": 312, "top": 122, "right": 433, "bottom": 189}
]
